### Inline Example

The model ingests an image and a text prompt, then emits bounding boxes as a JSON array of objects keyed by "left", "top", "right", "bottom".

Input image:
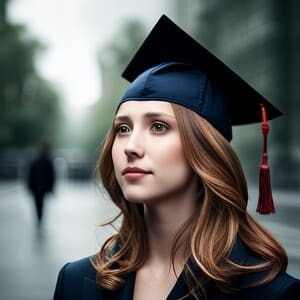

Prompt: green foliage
[
  {"left": 0, "top": 75, "right": 62, "bottom": 149},
  {"left": 0, "top": 0, "right": 62, "bottom": 150}
]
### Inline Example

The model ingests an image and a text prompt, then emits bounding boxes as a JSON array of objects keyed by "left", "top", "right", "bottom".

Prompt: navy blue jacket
[{"left": 53, "top": 242, "right": 300, "bottom": 299}]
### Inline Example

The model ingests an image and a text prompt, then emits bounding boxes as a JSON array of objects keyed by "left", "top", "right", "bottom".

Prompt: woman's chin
[{"left": 124, "top": 194, "right": 151, "bottom": 204}]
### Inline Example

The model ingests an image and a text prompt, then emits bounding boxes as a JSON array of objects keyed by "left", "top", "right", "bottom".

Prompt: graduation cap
[{"left": 119, "top": 15, "right": 281, "bottom": 214}]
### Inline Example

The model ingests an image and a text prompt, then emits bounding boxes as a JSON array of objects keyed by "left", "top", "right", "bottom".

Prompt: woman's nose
[{"left": 124, "top": 133, "right": 144, "bottom": 159}]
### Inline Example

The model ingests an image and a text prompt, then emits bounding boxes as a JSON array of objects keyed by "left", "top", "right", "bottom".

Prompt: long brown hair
[{"left": 91, "top": 103, "right": 287, "bottom": 298}]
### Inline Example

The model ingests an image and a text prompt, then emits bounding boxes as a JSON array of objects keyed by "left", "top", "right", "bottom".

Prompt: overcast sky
[{"left": 8, "top": 0, "right": 171, "bottom": 109}]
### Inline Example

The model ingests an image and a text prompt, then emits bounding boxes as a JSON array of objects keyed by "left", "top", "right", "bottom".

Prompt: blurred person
[
  {"left": 27, "top": 138, "right": 55, "bottom": 227},
  {"left": 53, "top": 16, "right": 300, "bottom": 299}
]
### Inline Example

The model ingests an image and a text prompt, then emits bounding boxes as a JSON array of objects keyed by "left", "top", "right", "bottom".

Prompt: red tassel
[{"left": 256, "top": 104, "right": 275, "bottom": 214}]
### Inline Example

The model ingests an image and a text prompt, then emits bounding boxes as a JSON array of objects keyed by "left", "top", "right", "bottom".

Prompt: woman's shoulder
[
  {"left": 53, "top": 256, "right": 98, "bottom": 299},
  {"left": 60, "top": 256, "right": 96, "bottom": 278},
  {"left": 241, "top": 271, "right": 300, "bottom": 300},
  {"left": 275, "top": 272, "right": 300, "bottom": 292},
  {"left": 225, "top": 240, "right": 300, "bottom": 299}
]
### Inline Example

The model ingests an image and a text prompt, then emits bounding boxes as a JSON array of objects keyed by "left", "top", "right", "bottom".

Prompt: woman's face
[{"left": 112, "top": 101, "right": 197, "bottom": 204}]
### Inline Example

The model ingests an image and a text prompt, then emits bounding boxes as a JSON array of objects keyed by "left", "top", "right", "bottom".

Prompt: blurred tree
[
  {"left": 0, "top": 0, "right": 62, "bottom": 150},
  {"left": 82, "top": 19, "right": 146, "bottom": 155}
]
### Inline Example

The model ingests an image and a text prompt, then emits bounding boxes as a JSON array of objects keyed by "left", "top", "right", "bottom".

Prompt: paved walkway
[
  {"left": 0, "top": 180, "right": 118, "bottom": 300},
  {"left": 0, "top": 180, "right": 299, "bottom": 300}
]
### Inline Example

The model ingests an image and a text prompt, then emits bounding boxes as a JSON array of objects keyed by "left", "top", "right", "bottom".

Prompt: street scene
[
  {"left": 1, "top": 0, "right": 300, "bottom": 299},
  {"left": 0, "top": 179, "right": 299, "bottom": 300}
]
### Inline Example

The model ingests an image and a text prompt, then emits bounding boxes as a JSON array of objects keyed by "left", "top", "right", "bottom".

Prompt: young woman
[{"left": 53, "top": 15, "right": 300, "bottom": 299}]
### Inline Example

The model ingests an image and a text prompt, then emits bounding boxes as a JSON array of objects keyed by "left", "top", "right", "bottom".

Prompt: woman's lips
[
  {"left": 123, "top": 172, "right": 150, "bottom": 180},
  {"left": 122, "top": 167, "right": 152, "bottom": 180}
]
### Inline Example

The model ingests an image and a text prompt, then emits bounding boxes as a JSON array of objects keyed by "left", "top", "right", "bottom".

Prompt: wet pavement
[
  {"left": 0, "top": 180, "right": 299, "bottom": 300},
  {"left": 0, "top": 180, "right": 118, "bottom": 300}
]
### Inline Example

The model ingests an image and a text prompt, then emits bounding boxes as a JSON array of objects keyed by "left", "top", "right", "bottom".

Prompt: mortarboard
[{"left": 118, "top": 15, "right": 282, "bottom": 214}]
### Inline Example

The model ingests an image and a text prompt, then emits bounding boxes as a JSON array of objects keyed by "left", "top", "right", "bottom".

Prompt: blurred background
[{"left": 0, "top": 0, "right": 299, "bottom": 299}]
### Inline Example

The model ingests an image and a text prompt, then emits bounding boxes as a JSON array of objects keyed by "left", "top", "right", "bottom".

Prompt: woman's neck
[{"left": 143, "top": 192, "right": 198, "bottom": 271}]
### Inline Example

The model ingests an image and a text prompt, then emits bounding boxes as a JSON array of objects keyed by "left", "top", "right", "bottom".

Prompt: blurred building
[{"left": 167, "top": 0, "right": 300, "bottom": 188}]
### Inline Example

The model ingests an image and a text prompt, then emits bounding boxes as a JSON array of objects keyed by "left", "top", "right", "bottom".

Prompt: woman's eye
[
  {"left": 150, "top": 122, "right": 168, "bottom": 132},
  {"left": 116, "top": 125, "right": 130, "bottom": 134}
]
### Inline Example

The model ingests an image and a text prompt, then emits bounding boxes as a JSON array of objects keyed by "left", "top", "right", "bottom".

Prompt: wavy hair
[{"left": 91, "top": 103, "right": 287, "bottom": 299}]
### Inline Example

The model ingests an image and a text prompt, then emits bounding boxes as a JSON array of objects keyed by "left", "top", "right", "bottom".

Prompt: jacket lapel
[
  {"left": 166, "top": 270, "right": 189, "bottom": 299},
  {"left": 82, "top": 272, "right": 135, "bottom": 300},
  {"left": 112, "top": 272, "right": 136, "bottom": 300},
  {"left": 166, "top": 239, "right": 250, "bottom": 299}
]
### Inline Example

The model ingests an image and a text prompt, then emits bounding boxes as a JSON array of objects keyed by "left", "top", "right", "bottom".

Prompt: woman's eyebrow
[
  {"left": 114, "top": 112, "right": 175, "bottom": 123},
  {"left": 143, "top": 112, "right": 175, "bottom": 119},
  {"left": 114, "top": 115, "right": 130, "bottom": 123}
]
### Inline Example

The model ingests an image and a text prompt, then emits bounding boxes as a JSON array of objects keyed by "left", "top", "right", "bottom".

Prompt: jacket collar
[{"left": 82, "top": 239, "right": 250, "bottom": 299}]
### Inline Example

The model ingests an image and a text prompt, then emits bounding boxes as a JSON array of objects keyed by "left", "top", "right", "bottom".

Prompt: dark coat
[
  {"left": 27, "top": 153, "right": 55, "bottom": 196},
  {"left": 53, "top": 241, "right": 300, "bottom": 299}
]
